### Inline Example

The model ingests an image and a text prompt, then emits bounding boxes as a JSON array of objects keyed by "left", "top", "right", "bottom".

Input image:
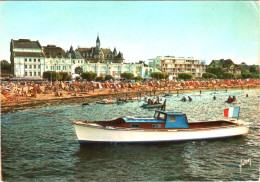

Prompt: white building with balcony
[{"left": 149, "top": 56, "right": 206, "bottom": 78}]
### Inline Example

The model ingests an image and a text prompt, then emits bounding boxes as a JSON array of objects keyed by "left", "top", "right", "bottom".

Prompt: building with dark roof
[
  {"left": 74, "top": 36, "right": 124, "bottom": 63},
  {"left": 10, "top": 39, "right": 45, "bottom": 77},
  {"left": 43, "top": 45, "right": 72, "bottom": 74}
]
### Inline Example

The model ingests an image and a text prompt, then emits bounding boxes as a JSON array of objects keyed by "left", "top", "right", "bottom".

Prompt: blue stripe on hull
[{"left": 78, "top": 135, "right": 245, "bottom": 144}]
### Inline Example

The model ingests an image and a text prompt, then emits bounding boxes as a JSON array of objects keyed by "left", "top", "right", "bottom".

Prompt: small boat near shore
[
  {"left": 96, "top": 99, "right": 114, "bottom": 104},
  {"left": 73, "top": 107, "right": 249, "bottom": 144},
  {"left": 140, "top": 103, "right": 163, "bottom": 108}
]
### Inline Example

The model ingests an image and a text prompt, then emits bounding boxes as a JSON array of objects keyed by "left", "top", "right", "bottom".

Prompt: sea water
[{"left": 1, "top": 89, "right": 260, "bottom": 181}]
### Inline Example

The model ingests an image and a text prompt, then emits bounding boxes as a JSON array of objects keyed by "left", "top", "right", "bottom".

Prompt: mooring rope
[{"left": 31, "top": 109, "right": 78, "bottom": 123}]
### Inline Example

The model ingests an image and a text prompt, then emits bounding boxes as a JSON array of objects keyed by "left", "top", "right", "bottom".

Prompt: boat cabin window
[
  {"left": 154, "top": 111, "right": 159, "bottom": 118},
  {"left": 168, "top": 115, "right": 176, "bottom": 122},
  {"left": 152, "top": 124, "right": 162, "bottom": 128},
  {"left": 158, "top": 113, "right": 166, "bottom": 121},
  {"left": 130, "top": 124, "right": 140, "bottom": 128}
]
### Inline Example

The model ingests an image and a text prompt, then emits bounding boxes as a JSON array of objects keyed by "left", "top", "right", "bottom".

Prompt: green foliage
[
  {"left": 1, "top": 60, "right": 11, "bottom": 71},
  {"left": 81, "top": 71, "right": 97, "bottom": 81},
  {"left": 96, "top": 76, "right": 105, "bottom": 82},
  {"left": 223, "top": 59, "right": 234, "bottom": 69},
  {"left": 206, "top": 67, "right": 224, "bottom": 78},
  {"left": 202, "top": 72, "right": 217, "bottom": 79},
  {"left": 134, "top": 76, "right": 142, "bottom": 80},
  {"left": 252, "top": 73, "right": 260, "bottom": 78},
  {"left": 178, "top": 73, "right": 193, "bottom": 80},
  {"left": 223, "top": 72, "right": 235, "bottom": 79},
  {"left": 105, "top": 75, "right": 113, "bottom": 80},
  {"left": 241, "top": 72, "right": 253, "bottom": 79},
  {"left": 75, "top": 66, "right": 83, "bottom": 74},
  {"left": 150, "top": 72, "right": 168, "bottom": 79},
  {"left": 121, "top": 72, "right": 134, "bottom": 80},
  {"left": 43, "top": 71, "right": 57, "bottom": 81},
  {"left": 249, "top": 66, "right": 257, "bottom": 73},
  {"left": 58, "top": 71, "right": 71, "bottom": 81}
]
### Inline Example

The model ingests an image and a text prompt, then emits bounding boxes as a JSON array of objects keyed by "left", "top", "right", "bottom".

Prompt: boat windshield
[{"left": 154, "top": 111, "right": 159, "bottom": 118}]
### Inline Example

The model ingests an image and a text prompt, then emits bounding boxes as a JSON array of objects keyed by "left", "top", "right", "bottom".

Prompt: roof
[
  {"left": 12, "top": 39, "right": 42, "bottom": 49},
  {"left": 14, "top": 52, "right": 44, "bottom": 57},
  {"left": 156, "top": 110, "right": 185, "bottom": 115},
  {"left": 74, "top": 50, "right": 84, "bottom": 59},
  {"left": 101, "top": 48, "right": 112, "bottom": 54},
  {"left": 43, "top": 45, "right": 69, "bottom": 58}
]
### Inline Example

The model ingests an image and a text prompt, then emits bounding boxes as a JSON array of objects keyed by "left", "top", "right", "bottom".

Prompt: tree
[
  {"left": 121, "top": 72, "right": 134, "bottom": 80},
  {"left": 58, "top": 71, "right": 71, "bottom": 81},
  {"left": 75, "top": 66, "right": 83, "bottom": 75},
  {"left": 43, "top": 71, "right": 57, "bottom": 81},
  {"left": 105, "top": 75, "right": 113, "bottom": 80},
  {"left": 134, "top": 76, "right": 142, "bottom": 81},
  {"left": 223, "top": 72, "right": 235, "bottom": 79},
  {"left": 206, "top": 67, "right": 224, "bottom": 78},
  {"left": 178, "top": 73, "right": 193, "bottom": 80},
  {"left": 249, "top": 66, "right": 257, "bottom": 73},
  {"left": 96, "top": 76, "right": 105, "bottom": 82},
  {"left": 150, "top": 72, "right": 168, "bottom": 79},
  {"left": 202, "top": 72, "right": 217, "bottom": 79},
  {"left": 0, "top": 60, "right": 11, "bottom": 71},
  {"left": 81, "top": 71, "right": 97, "bottom": 81},
  {"left": 241, "top": 72, "right": 253, "bottom": 79}
]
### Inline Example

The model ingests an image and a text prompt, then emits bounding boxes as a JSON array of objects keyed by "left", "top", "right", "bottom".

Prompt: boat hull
[{"left": 74, "top": 123, "right": 249, "bottom": 144}]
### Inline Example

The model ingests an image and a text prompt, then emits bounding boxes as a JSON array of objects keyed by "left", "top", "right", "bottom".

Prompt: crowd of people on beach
[{"left": 1, "top": 79, "right": 259, "bottom": 105}]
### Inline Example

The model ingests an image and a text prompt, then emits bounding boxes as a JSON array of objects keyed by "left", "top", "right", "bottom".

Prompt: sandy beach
[{"left": 1, "top": 79, "right": 259, "bottom": 114}]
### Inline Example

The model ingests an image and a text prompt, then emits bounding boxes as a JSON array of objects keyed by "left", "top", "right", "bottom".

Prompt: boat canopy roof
[
  {"left": 123, "top": 117, "right": 164, "bottom": 123},
  {"left": 155, "top": 110, "right": 185, "bottom": 115}
]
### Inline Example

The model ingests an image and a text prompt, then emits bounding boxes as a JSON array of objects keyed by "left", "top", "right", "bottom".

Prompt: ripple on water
[{"left": 1, "top": 89, "right": 260, "bottom": 181}]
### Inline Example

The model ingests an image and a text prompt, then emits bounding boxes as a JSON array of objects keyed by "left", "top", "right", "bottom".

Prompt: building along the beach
[
  {"left": 10, "top": 39, "right": 45, "bottom": 77},
  {"left": 43, "top": 45, "right": 72, "bottom": 75},
  {"left": 149, "top": 56, "right": 206, "bottom": 78},
  {"left": 10, "top": 37, "right": 151, "bottom": 79},
  {"left": 67, "top": 36, "right": 151, "bottom": 79},
  {"left": 208, "top": 59, "right": 241, "bottom": 75}
]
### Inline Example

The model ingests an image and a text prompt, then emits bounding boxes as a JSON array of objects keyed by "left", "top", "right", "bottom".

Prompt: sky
[{"left": 0, "top": 1, "right": 259, "bottom": 65}]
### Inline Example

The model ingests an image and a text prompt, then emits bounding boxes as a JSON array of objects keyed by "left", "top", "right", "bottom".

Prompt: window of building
[
  {"left": 29, "top": 59, "right": 31, "bottom": 62},
  {"left": 34, "top": 72, "right": 36, "bottom": 76},
  {"left": 62, "top": 60, "right": 64, "bottom": 63},
  {"left": 25, "top": 65, "right": 27, "bottom": 69},
  {"left": 38, "top": 65, "right": 40, "bottom": 69},
  {"left": 38, "top": 59, "right": 40, "bottom": 62},
  {"left": 29, "top": 65, "right": 32, "bottom": 69},
  {"left": 38, "top": 72, "right": 41, "bottom": 76},
  {"left": 34, "top": 65, "right": 36, "bottom": 69},
  {"left": 34, "top": 59, "right": 36, "bottom": 62},
  {"left": 25, "top": 72, "right": 27, "bottom": 76},
  {"left": 25, "top": 58, "right": 27, "bottom": 62},
  {"left": 50, "top": 60, "right": 52, "bottom": 64},
  {"left": 30, "top": 72, "right": 32, "bottom": 76},
  {"left": 69, "top": 65, "right": 71, "bottom": 69}
]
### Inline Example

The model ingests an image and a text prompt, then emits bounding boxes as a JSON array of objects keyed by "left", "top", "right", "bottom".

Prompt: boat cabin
[{"left": 96, "top": 110, "right": 190, "bottom": 129}]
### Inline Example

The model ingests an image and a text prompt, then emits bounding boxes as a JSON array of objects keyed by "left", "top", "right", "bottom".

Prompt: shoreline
[{"left": 1, "top": 86, "right": 257, "bottom": 114}]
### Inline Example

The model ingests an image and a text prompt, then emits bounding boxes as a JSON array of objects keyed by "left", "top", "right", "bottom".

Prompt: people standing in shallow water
[
  {"left": 232, "top": 96, "right": 236, "bottom": 102},
  {"left": 213, "top": 95, "right": 216, "bottom": 100},
  {"left": 181, "top": 97, "right": 186, "bottom": 102},
  {"left": 188, "top": 96, "right": 192, "bottom": 101},
  {"left": 226, "top": 96, "right": 233, "bottom": 103},
  {"left": 246, "top": 94, "right": 248, "bottom": 97}
]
